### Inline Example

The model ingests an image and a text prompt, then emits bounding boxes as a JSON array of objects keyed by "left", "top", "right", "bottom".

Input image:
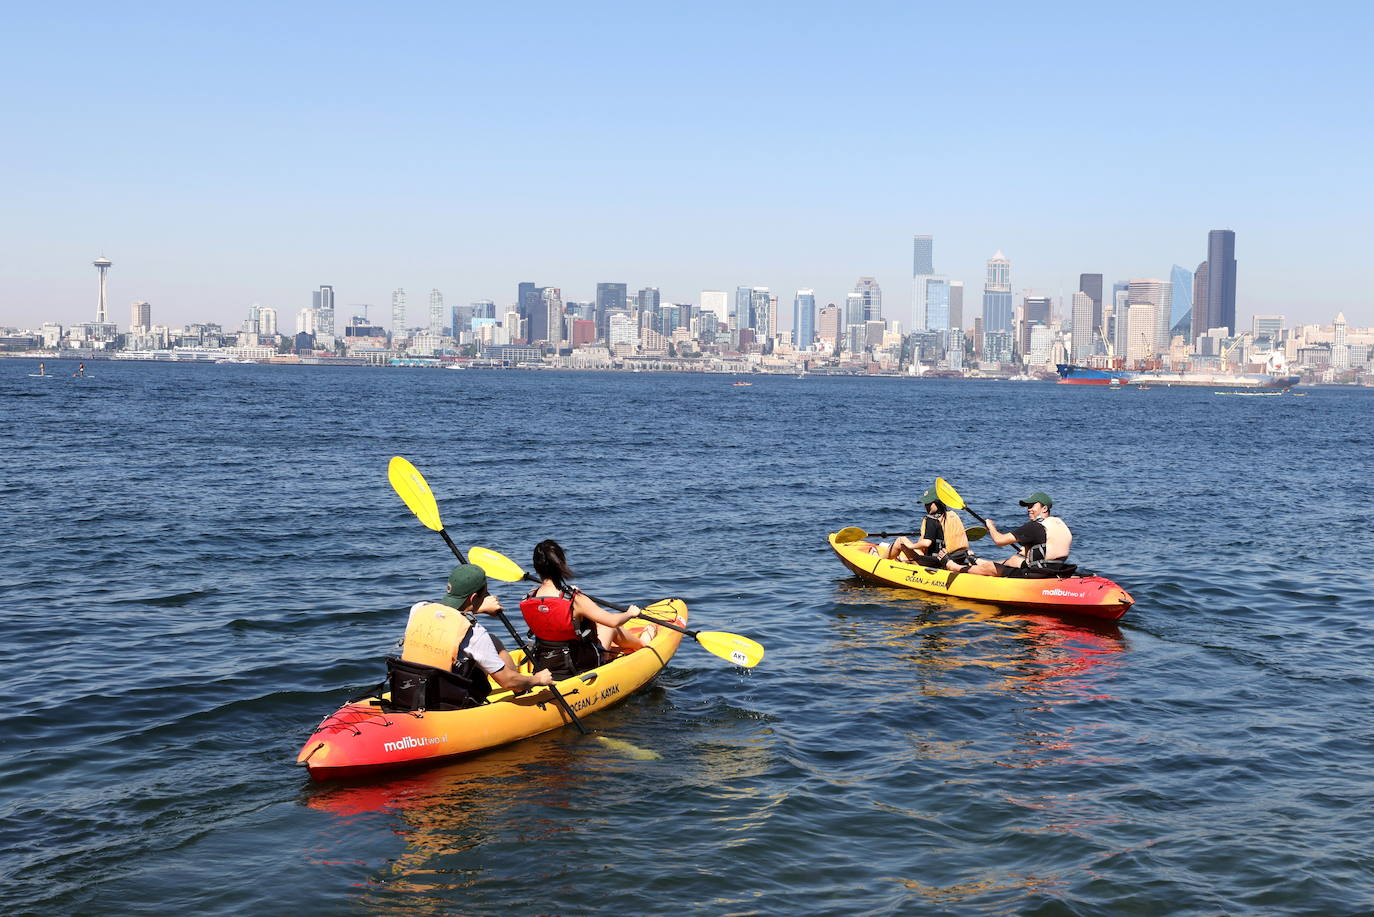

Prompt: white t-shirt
[{"left": 408, "top": 602, "right": 507, "bottom": 674}]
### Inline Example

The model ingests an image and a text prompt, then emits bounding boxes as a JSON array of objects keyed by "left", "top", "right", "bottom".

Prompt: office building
[
  {"left": 391, "top": 289, "right": 407, "bottom": 342},
  {"left": 542, "top": 287, "right": 564, "bottom": 345},
  {"left": 924, "top": 278, "right": 951, "bottom": 331},
  {"left": 699, "top": 290, "right": 728, "bottom": 335},
  {"left": 1204, "top": 230, "right": 1237, "bottom": 335},
  {"left": 853, "top": 277, "right": 883, "bottom": 323},
  {"left": 429, "top": 289, "right": 445, "bottom": 336},
  {"left": 1078, "top": 273, "right": 1104, "bottom": 333},
  {"left": 1252, "top": 314, "right": 1284, "bottom": 344},
  {"left": 1125, "top": 302, "right": 1157, "bottom": 364},
  {"left": 1070, "top": 292, "right": 1094, "bottom": 363},
  {"left": 312, "top": 285, "right": 336, "bottom": 348},
  {"left": 845, "top": 292, "right": 866, "bottom": 331},
  {"left": 912, "top": 234, "right": 935, "bottom": 329},
  {"left": 518, "top": 282, "right": 545, "bottom": 343},
  {"left": 750, "top": 288, "right": 771, "bottom": 342},
  {"left": 258, "top": 306, "right": 277, "bottom": 337},
  {"left": 130, "top": 300, "right": 151, "bottom": 333},
  {"left": 1191, "top": 262, "right": 1210, "bottom": 343},
  {"left": 818, "top": 304, "right": 841, "bottom": 345},
  {"left": 949, "top": 281, "right": 964, "bottom": 330},
  {"left": 596, "top": 283, "right": 627, "bottom": 340},
  {"left": 1169, "top": 265, "right": 1193, "bottom": 340},
  {"left": 1127, "top": 279, "right": 1171, "bottom": 354},
  {"left": 793, "top": 290, "right": 816, "bottom": 349},
  {"left": 1020, "top": 296, "right": 1051, "bottom": 356},
  {"left": 981, "top": 252, "right": 1012, "bottom": 332}
]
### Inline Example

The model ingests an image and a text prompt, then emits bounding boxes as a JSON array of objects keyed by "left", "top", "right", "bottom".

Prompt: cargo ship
[{"left": 1056, "top": 364, "right": 1298, "bottom": 389}]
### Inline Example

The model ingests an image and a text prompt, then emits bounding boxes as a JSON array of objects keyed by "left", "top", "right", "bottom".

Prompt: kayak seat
[{"left": 382, "top": 655, "right": 485, "bottom": 712}]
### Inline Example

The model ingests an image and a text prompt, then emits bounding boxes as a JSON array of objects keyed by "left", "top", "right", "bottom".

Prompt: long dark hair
[{"left": 532, "top": 539, "right": 575, "bottom": 591}]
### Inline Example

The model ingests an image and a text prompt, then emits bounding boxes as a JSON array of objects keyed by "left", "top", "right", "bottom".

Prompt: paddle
[
  {"left": 468, "top": 546, "right": 765, "bottom": 669},
  {"left": 934, "top": 477, "right": 989, "bottom": 527},
  {"left": 835, "top": 525, "right": 987, "bottom": 543},
  {"left": 387, "top": 456, "right": 588, "bottom": 734}
]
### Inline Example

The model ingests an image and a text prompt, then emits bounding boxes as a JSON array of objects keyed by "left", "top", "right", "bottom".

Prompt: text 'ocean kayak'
[{"left": 829, "top": 531, "right": 1132, "bottom": 620}]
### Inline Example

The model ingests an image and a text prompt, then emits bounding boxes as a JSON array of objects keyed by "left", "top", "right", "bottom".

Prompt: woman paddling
[
  {"left": 884, "top": 487, "right": 971, "bottom": 569},
  {"left": 519, "top": 540, "right": 655, "bottom": 680}
]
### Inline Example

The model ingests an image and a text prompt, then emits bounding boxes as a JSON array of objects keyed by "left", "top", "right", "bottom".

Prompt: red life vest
[{"left": 520, "top": 589, "right": 580, "bottom": 642}]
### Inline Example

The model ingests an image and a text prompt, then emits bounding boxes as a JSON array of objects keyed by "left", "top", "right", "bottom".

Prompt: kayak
[
  {"left": 828, "top": 531, "right": 1133, "bottom": 620},
  {"left": 296, "top": 599, "right": 686, "bottom": 779}
]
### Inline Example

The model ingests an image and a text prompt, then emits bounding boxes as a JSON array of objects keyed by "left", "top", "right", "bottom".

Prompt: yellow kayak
[
  {"left": 296, "top": 599, "right": 686, "bottom": 778},
  {"left": 829, "top": 531, "right": 1133, "bottom": 620}
]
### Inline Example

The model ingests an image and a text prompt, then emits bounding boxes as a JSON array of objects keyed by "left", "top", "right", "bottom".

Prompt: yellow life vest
[
  {"left": 401, "top": 602, "right": 473, "bottom": 670},
  {"left": 941, "top": 512, "right": 969, "bottom": 553}
]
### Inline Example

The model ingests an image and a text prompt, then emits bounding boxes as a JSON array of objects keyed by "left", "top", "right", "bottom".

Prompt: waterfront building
[
  {"left": 390, "top": 289, "right": 407, "bottom": 343},
  {"left": 130, "top": 301, "right": 151, "bottom": 333},
  {"left": 981, "top": 252, "right": 1012, "bottom": 332},
  {"left": 793, "top": 290, "right": 816, "bottom": 349},
  {"left": 429, "top": 289, "right": 445, "bottom": 336},
  {"left": 1204, "top": 230, "right": 1238, "bottom": 335},
  {"left": 311, "top": 286, "right": 336, "bottom": 349},
  {"left": 1070, "top": 292, "right": 1094, "bottom": 363}
]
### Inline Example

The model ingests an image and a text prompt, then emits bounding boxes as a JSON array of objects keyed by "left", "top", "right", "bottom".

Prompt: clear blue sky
[{"left": 2, "top": 1, "right": 1369, "bottom": 331}]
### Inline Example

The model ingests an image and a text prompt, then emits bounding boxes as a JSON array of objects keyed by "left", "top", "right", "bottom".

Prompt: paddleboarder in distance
[
  {"left": 38, "top": 362, "right": 45, "bottom": 376},
  {"left": 73, "top": 362, "right": 86, "bottom": 377},
  {"left": 959, "top": 492, "right": 1073, "bottom": 576}
]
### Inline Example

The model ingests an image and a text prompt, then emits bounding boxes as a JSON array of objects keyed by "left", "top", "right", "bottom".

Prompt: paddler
[
  {"left": 422, "top": 564, "right": 555, "bottom": 693},
  {"left": 519, "top": 540, "right": 655, "bottom": 680},
  {"left": 885, "top": 488, "right": 971, "bottom": 569},
  {"left": 961, "top": 491, "right": 1072, "bottom": 576}
]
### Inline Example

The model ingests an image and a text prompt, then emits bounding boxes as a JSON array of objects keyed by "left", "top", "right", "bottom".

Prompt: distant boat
[
  {"left": 732, "top": 381, "right": 752, "bottom": 387},
  {"left": 1057, "top": 363, "right": 1297, "bottom": 389}
]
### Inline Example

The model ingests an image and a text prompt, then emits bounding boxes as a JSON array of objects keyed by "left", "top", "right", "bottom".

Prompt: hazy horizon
[{"left": 3, "top": 2, "right": 1369, "bottom": 331}]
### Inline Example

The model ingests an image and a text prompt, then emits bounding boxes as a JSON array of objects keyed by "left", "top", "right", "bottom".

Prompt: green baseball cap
[
  {"left": 1018, "top": 492, "right": 1053, "bottom": 508},
  {"left": 920, "top": 487, "right": 939, "bottom": 505},
  {"left": 439, "top": 564, "right": 487, "bottom": 609}
]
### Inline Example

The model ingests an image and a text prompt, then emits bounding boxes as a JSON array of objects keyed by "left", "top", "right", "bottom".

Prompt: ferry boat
[{"left": 1056, "top": 364, "right": 1297, "bottom": 389}]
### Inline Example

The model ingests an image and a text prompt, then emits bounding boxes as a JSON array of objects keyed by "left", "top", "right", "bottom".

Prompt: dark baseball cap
[
  {"left": 439, "top": 564, "right": 487, "bottom": 609},
  {"left": 1018, "top": 492, "right": 1053, "bottom": 508}
]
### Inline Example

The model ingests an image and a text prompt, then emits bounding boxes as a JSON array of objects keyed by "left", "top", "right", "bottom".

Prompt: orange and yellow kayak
[
  {"left": 829, "top": 531, "right": 1133, "bottom": 620},
  {"left": 296, "top": 599, "right": 685, "bottom": 779}
]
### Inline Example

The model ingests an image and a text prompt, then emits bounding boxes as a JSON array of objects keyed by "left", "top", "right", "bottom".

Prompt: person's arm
[
  {"left": 464, "top": 625, "right": 553, "bottom": 691},
  {"left": 490, "top": 665, "right": 554, "bottom": 692},
  {"left": 985, "top": 519, "right": 1018, "bottom": 547},
  {"left": 572, "top": 592, "right": 641, "bottom": 629}
]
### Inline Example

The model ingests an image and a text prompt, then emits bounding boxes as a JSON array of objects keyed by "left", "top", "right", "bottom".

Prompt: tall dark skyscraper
[
  {"left": 912, "top": 235, "right": 934, "bottom": 275},
  {"left": 595, "top": 283, "right": 626, "bottom": 341},
  {"left": 518, "top": 282, "right": 546, "bottom": 343},
  {"left": 1078, "top": 273, "right": 1103, "bottom": 332},
  {"left": 1204, "top": 230, "right": 1237, "bottom": 335}
]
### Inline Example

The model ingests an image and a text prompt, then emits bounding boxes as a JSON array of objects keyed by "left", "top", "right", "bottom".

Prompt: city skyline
[{"left": 2, "top": 5, "right": 1370, "bottom": 329}]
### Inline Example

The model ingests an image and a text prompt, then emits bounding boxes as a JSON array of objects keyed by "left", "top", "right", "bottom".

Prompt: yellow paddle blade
[
  {"left": 965, "top": 525, "right": 988, "bottom": 542},
  {"left": 388, "top": 456, "right": 444, "bottom": 531},
  {"left": 934, "top": 477, "right": 966, "bottom": 511},
  {"left": 834, "top": 526, "right": 868, "bottom": 543},
  {"left": 468, "top": 545, "right": 529, "bottom": 582},
  {"left": 596, "top": 736, "right": 663, "bottom": 760},
  {"left": 696, "top": 631, "right": 765, "bottom": 668}
]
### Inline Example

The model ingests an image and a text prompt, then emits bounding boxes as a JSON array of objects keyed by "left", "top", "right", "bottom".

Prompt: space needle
[{"left": 93, "top": 255, "right": 112, "bottom": 323}]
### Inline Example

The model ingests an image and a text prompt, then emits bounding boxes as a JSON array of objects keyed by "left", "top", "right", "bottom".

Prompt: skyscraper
[
  {"left": 793, "top": 290, "right": 816, "bottom": 349},
  {"left": 130, "top": 300, "right": 150, "bottom": 332},
  {"left": 542, "top": 287, "right": 564, "bottom": 345},
  {"left": 1169, "top": 265, "right": 1193, "bottom": 340},
  {"left": 949, "top": 281, "right": 964, "bottom": 330},
  {"left": 924, "top": 278, "right": 951, "bottom": 331},
  {"left": 1070, "top": 292, "right": 1094, "bottom": 363},
  {"left": 750, "top": 288, "right": 772, "bottom": 342},
  {"left": 853, "top": 277, "right": 882, "bottom": 323},
  {"left": 391, "top": 289, "right": 407, "bottom": 342},
  {"left": 312, "top": 285, "right": 336, "bottom": 347},
  {"left": 818, "top": 303, "right": 841, "bottom": 345},
  {"left": 258, "top": 306, "right": 277, "bottom": 336},
  {"left": 1205, "top": 229, "right": 1237, "bottom": 335},
  {"left": 981, "top": 252, "right": 1012, "bottom": 332},
  {"left": 1020, "top": 296, "right": 1051, "bottom": 357},
  {"left": 1191, "top": 261, "right": 1210, "bottom": 343},
  {"left": 912, "top": 235, "right": 935, "bottom": 330},
  {"left": 596, "top": 283, "right": 627, "bottom": 341},
  {"left": 1078, "top": 273, "right": 1103, "bottom": 335},
  {"left": 518, "top": 282, "right": 545, "bottom": 343},
  {"left": 429, "top": 289, "right": 445, "bottom": 336},
  {"left": 1127, "top": 279, "right": 1171, "bottom": 355}
]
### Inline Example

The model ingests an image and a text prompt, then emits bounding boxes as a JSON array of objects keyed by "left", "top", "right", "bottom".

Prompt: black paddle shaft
[{"left": 436, "top": 528, "right": 588, "bottom": 734}]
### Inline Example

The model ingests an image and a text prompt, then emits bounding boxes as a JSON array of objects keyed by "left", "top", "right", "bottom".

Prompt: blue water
[{"left": 2, "top": 360, "right": 1371, "bottom": 916}]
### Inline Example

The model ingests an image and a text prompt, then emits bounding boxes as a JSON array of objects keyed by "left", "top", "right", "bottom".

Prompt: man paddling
[
  {"left": 413, "top": 565, "right": 554, "bottom": 694},
  {"left": 961, "top": 492, "right": 1072, "bottom": 576}
]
